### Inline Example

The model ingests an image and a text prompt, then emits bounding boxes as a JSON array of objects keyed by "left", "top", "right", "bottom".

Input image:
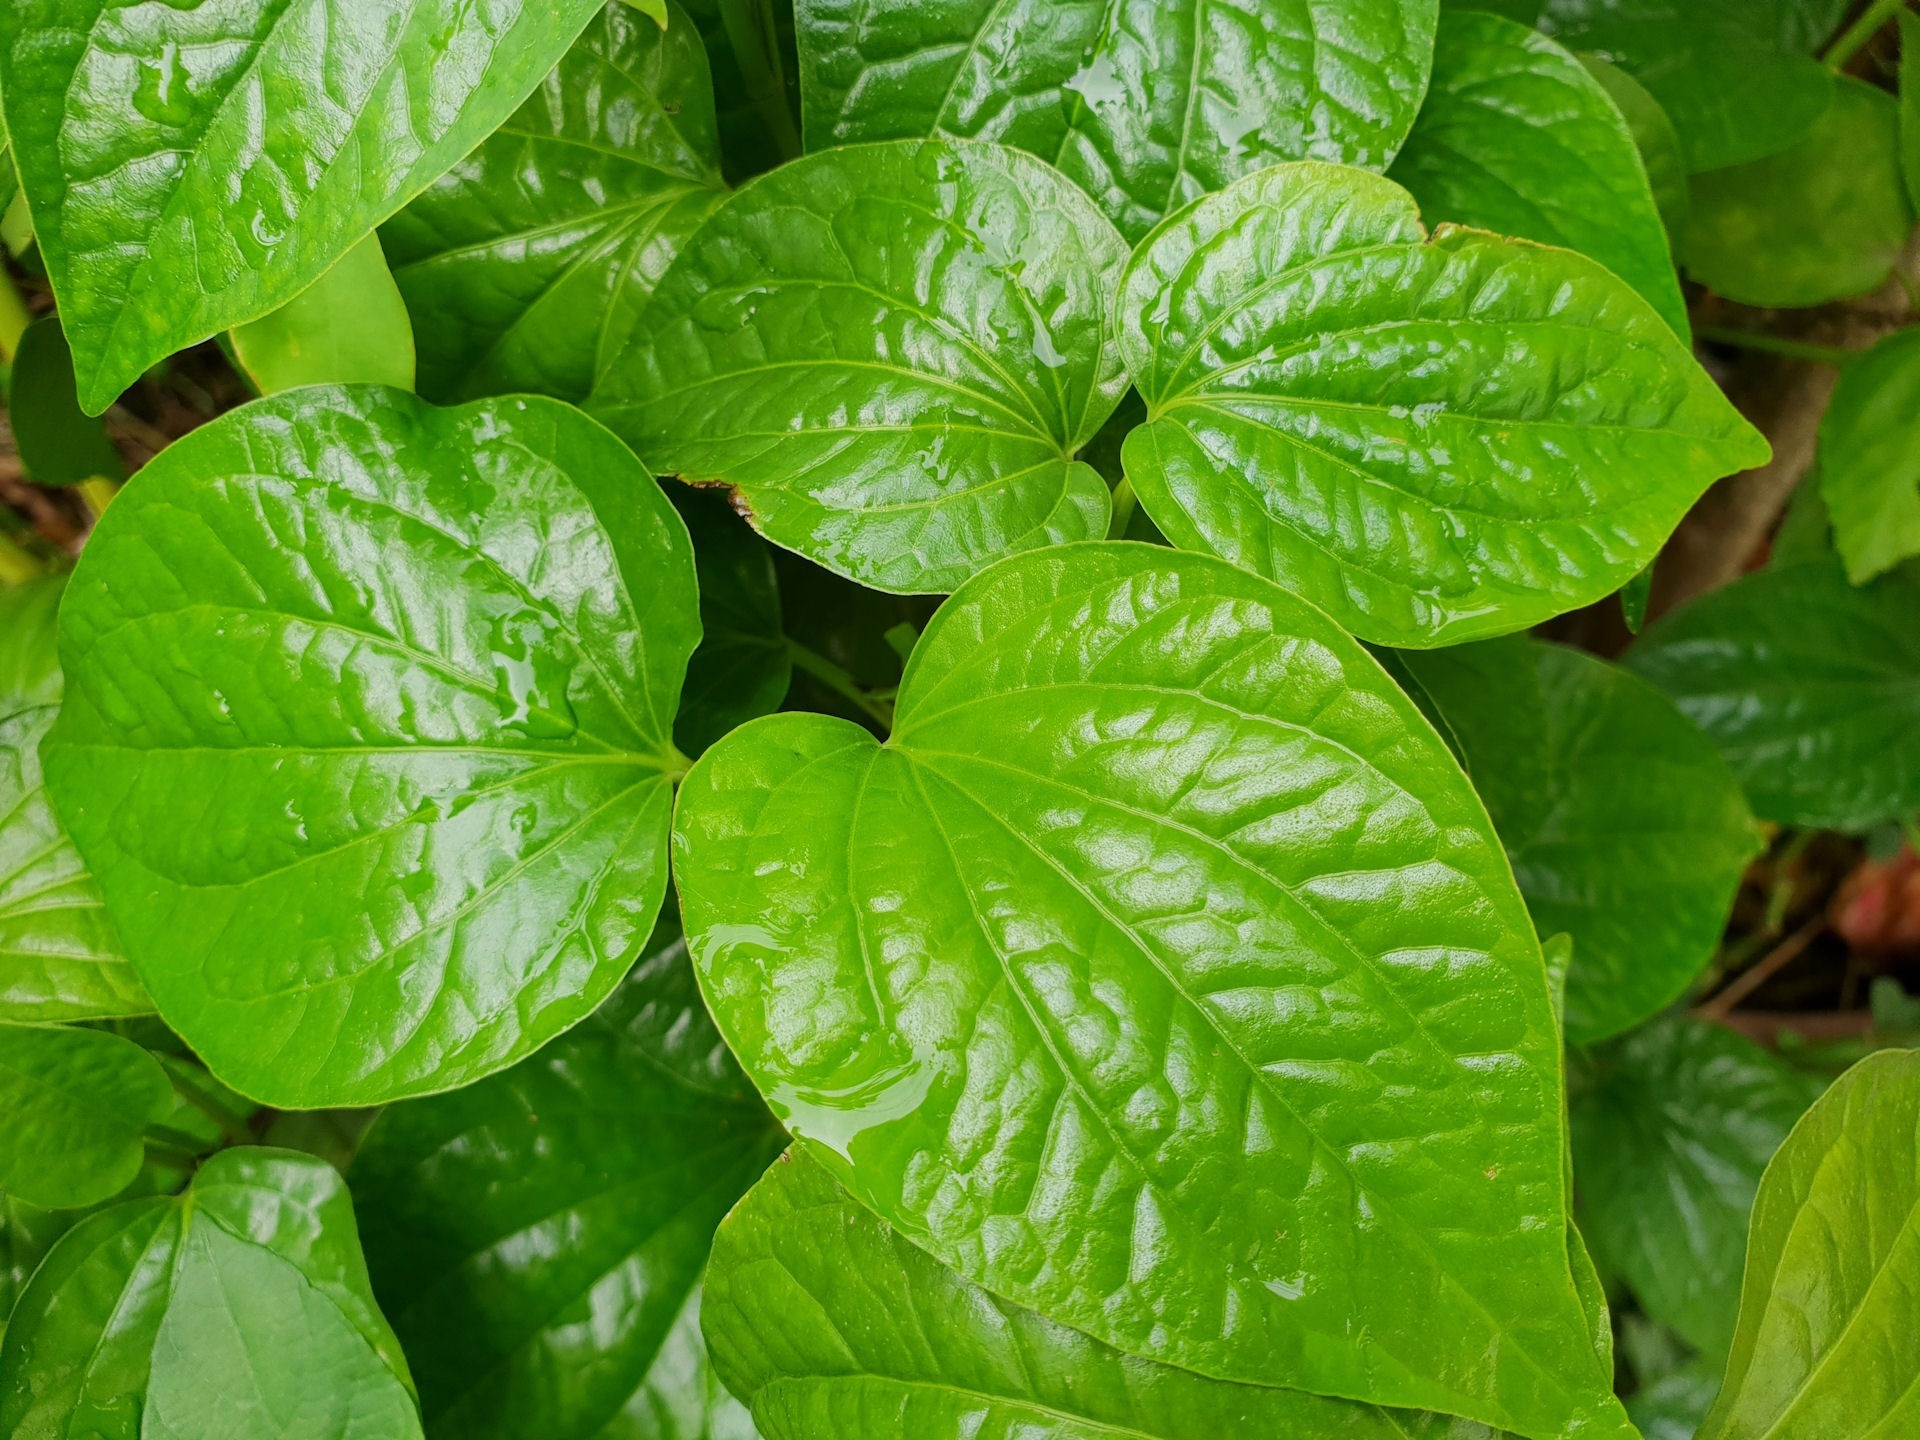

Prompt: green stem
[
  {"left": 76, "top": 476, "right": 121, "bottom": 521},
  {"left": 0, "top": 267, "right": 31, "bottom": 364},
  {"left": 788, "top": 638, "right": 895, "bottom": 732},
  {"left": 720, "top": 0, "right": 802, "bottom": 163},
  {"left": 0, "top": 531, "right": 44, "bottom": 586},
  {"left": 162, "top": 1066, "right": 259, "bottom": 1147},
  {"left": 1822, "top": 0, "right": 1910, "bottom": 68},
  {"left": 1696, "top": 325, "right": 1859, "bottom": 366},
  {"left": 1107, "top": 478, "right": 1138, "bottom": 540}
]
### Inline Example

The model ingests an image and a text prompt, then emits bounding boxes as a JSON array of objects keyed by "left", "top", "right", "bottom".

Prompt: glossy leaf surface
[
  {"left": 673, "top": 490, "right": 791, "bottom": 757},
  {"left": 1389, "top": 11, "right": 1687, "bottom": 337},
  {"left": 0, "top": 578, "right": 146, "bottom": 1022},
  {"left": 1819, "top": 327, "right": 1920, "bottom": 585},
  {"left": 1396, "top": 638, "right": 1757, "bottom": 1044},
  {"left": 593, "top": 139, "right": 1129, "bottom": 594},
  {"left": 0, "top": 1022, "right": 170, "bottom": 1209},
  {"left": 1570, "top": 1017, "right": 1821, "bottom": 1359},
  {"left": 1627, "top": 560, "right": 1920, "bottom": 832},
  {"left": 383, "top": 1, "right": 728, "bottom": 406},
  {"left": 230, "top": 235, "right": 416, "bottom": 396},
  {"left": 1579, "top": 55, "right": 1689, "bottom": 253},
  {"left": 1116, "top": 163, "right": 1768, "bottom": 647},
  {"left": 707, "top": 1147, "right": 1503, "bottom": 1440},
  {"left": 796, "top": 0, "right": 1440, "bottom": 242},
  {"left": 353, "top": 903, "right": 782, "bottom": 1440},
  {"left": 1700, "top": 1050, "right": 1920, "bottom": 1440},
  {"left": 9, "top": 317, "right": 125, "bottom": 485},
  {"left": 0, "top": 1147, "right": 421, "bottom": 1440},
  {"left": 675, "top": 543, "right": 1628, "bottom": 1438},
  {"left": 43, "top": 386, "right": 700, "bottom": 1107},
  {"left": 1687, "top": 79, "right": 1914, "bottom": 310}
]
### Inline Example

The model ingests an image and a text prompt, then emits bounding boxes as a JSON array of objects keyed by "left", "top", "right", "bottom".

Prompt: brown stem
[{"left": 1696, "top": 915, "right": 1827, "bottom": 1020}]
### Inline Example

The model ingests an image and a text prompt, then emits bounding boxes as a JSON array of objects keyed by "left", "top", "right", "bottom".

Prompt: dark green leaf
[
  {"left": 1577, "top": 55, "right": 1690, "bottom": 253},
  {"left": 1820, "top": 325, "right": 1920, "bottom": 584},
  {"left": 1619, "top": 565, "right": 1653, "bottom": 633},
  {"left": 0, "top": 0, "right": 606, "bottom": 412},
  {"left": 0, "top": 1147, "right": 421, "bottom": 1440},
  {"left": 0, "top": 1022, "right": 171, "bottom": 1209},
  {"left": 7, "top": 317, "right": 124, "bottom": 485},
  {"left": 229, "top": 234, "right": 416, "bottom": 395},
  {"left": 382, "top": 1, "right": 728, "bottom": 406},
  {"left": 2, "top": 1193, "right": 73, "bottom": 1334},
  {"left": 796, "top": 0, "right": 1442, "bottom": 242},
  {"left": 1904, "top": 14, "right": 1920, "bottom": 213},
  {"left": 592, "top": 138, "right": 1129, "bottom": 594},
  {"left": 1700, "top": 1050, "right": 1920, "bottom": 1440},
  {"left": 1443, "top": 0, "right": 1543, "bottom": 22},
  {"left": 1116, "top": 162, "right": 1768, "bottom": 648},
  {"left": 1626, "top": 559, "right": 1920, "bottom": 832},
  {"left": 1390, "top": 11, "right": 1688, "bottom": 337},
  {"left": 673, "top": 489, "right": 791, "bottom": 757},
  {"left": 1396, "top": 638, "right": 1758, "bottom": 1044},
  {"left": 1570, "top": 1017, "right": 1822, "bottom": 1360},
  {"left": 43, "top": 386, "right": 700, "bottom": 1107},
  {"left": 1629, "top": 1368, "right": 1722, "bottom": 1440},
  {"left": 1686, "top": 78, "right": 1914, "bottom": 310},
  {"left": 687, "top": 0, "right": 803, "bottom": 183},
  {"left": 674, "top": 543, "right": 1630, "bottom": 1439},
  {"left": 353, "top": 903, "right": 782, "bottom": 1440}
]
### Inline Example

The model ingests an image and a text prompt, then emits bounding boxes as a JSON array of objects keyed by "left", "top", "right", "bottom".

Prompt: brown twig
[
  {"left": 1696, "top": 914, "right": 1828, "bottom": 1020},
  {"left": 1708, "top": 1009, "right": 1878, "bottom": 1048}
]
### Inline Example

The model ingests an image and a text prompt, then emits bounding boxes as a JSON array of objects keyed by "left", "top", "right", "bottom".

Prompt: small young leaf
[
  {"left": 1687, "top": 78, "right": 1915, "bottom": 310},
  {"left": 229, "top": 234, "right": 416, "bottom": 396},
  {"left": 675, "top": 543, "right": 1630, "bottom": 1439},
  {"left": 1627, "top": 559, "right": 1920, "bottom": 833},
  {"left": 1699, "top": 1050, "right": 1920, "bottom": 1440},
  {"left": 0, "top": 0, "right": 606, "bottom": 412},
  {"left": 7, "top": 317, "right": 124, "bottom": 485},
  {"left": 1116, "top": 162, "right": 1768, "bottom": 648},
  {"left": 1390, "top": 11, "right": 1688, "bottom": 337},
  {"left": 43, "top": 386, "right": 701, "bottom": 1107},
  {"left": 382, "top": 1, "right": 728, "bottom": 406},
  {"left": 795, "top": 0, "right": 1442, "bottom": 241},
  {"left": 1820, "top": 327, "right": 1920, "bottom": 585},
  {"left": 1578, "top": 55, "right": 1691, "bottom": 253},
  {"left": 673, "top": 489, "right": 792, "bottom": 757},
  {"left": 0, "top": 1022, "right": 171, "bottom": 1209},
  {"left": 592, "top": 138, "right": 1130, "bottom": 594}
]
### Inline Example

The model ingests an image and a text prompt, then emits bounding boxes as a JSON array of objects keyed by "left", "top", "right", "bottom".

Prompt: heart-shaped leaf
[
  {"left": 795, "top": 0, "right": 1441, "bottom": 242},
  {"left": 353, "top": 903, "right": 783, "bottom": 1440},
  {"left": 44, "top": 386, "right": 701, "bottom": 1107},
  {"left": 0, "top": 1022, "right": 171, "bottom": 1209},
  {"left": 1391, "top": 637, "right": 1758, "bottom": 1044},
  {"left": 0, "top": 0, "right": 605, "bottom": 412},
  {"left": 1115, "top": 162, "right": 1768, "bottom": 647},
  {"left": 230, "top": 235, "right": 417, "bottom": 396},
  {"left": 0, "top": 1148, "right": 421, "bottom": 1440},
  {"left": 674, "top": 542, "right": 1630, "bottom": 1438},
  {"left": 592, "top": 138, "right": 1129, "bottom": 594},
  {"left": 1819, "top": 328, "right": 1920, "bottom": 585},
  {"left": 1388, "top": 11, "right": 1688, "bottom": 337},
  {"left": 382, "top": 1, "right": 729, "bottom": 406}
]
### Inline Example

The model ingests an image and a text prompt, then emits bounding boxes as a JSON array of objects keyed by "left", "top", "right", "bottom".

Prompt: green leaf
[
  {"left": 1390, "top": 12, "right": 1688, "bottom": 338},
  {"left": 591, "top": 138, "right": 1130, "bottom": 595},
  {"left": 7, "top": 317, "right": 124, "bottom": 485},
  {"left": 0, "top": 0, "right": 606, "bottom": 413},
  {"left": 1394, "top": 637, "right": 1758, "bottom": 1044},
  {"left": 1626, "top": 559, "right": 1920, "bottom": 833},
  {"left": 1820, "top": 327, "right": 1920, "bottom": 585},
  {"left": 2, "top": 1193, "right": 74, "bottom": 1335},
  {"left": 352, "top": 902, "right": 782, "bottom": 1440},
  {"left": 708, "top": 1146, "right": 1510, "bottom": 1440},
  {"left": 795, "top": 0, "right": 1441, "bottom": 243},
  {"left": 382, "top": 1, "right": 728, "bottom": 406},
  {"left": 229, "top": 234, "right": 416, "bottom": 396},
  {"left": 1570, "top": 1017, "right": 1823, "bottom": 1360},
  {"left": 1443, "top": 0, "right": 1543, "bottom": 22},
  {"left": 0, "top": 1022, "right": 171, "bottom": 1209},
  {"left": 1115, "top": 162, "right": 1768, "bottom": 648},
  {"left": 673, "top": 489, "right": 791, "bottom": 757},
  {"left": 0, "top": 1147, "right": 421, "bottom": 1440},
  {"left": 674, "top": 542, "right": 1630, "bottom": 1439},
  {"left": 1699, "top": 1050, "right": 1920, "bottom": 1440},
  {"left": 42, "top": 386, "right": 701, "bottom": 1108},
  {"left": 1686, "top": 78, "right": 1915, "bottom": 310},
  {"left": 1629, "top": 1368, "right": 1722, "bottom": 1440},
  {"left": 1904, "top": 14, "right": 1920, "bottom": 214},
  {"left": 0, "top": 577, "right": 148, "bottom": 1023},
  {"left": 1577, "top": 55, "right": 1690, "bottom": 254}
]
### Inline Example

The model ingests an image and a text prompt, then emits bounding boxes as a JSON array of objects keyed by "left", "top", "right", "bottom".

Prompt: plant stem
[
  {"left": 1699, "top": 915, "right": 1827, "bottom": 1020},
  {"left": 720, "top": 0, "right": 802, "bottom": 163},
  {"left": 1107, "top": 478, "right": 1137, "bottom": 540},
  {"left": 0, "top": 267, "right": 32, "bottom": 364},
  {"left": 1822, "top": 0, "right": 1911, "bottom": 68},
  {"left": 0, "top": 531, "right": 44, "bottom": 586},
  {"left": 1696, "top": 326, "right": 1860, "bottom": 366},
  {"left": 788, "top": 638, "right": 895, "bottom": 732},
  {"left": 76, "top": 476, "right": 121, "bottom": 521}
]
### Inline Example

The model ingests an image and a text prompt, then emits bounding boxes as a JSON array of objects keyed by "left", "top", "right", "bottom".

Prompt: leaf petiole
[
  {"left": 1821, "top": 0, "right": 1911, "bottom": 69},
  {"left": 1696, "top": 325, "right": 1860, "bottom": 366},
  {"left": 787, "top": 638, "right": 895, "bottom": 733}
]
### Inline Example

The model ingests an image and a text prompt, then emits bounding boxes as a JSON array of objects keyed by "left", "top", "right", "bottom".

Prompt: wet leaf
[
  {"left": 0, "top": 1022, "right": 171, "bottom": 1209},
  {"left": 1819, "top": 327, "right": 1920, "bottom": 584}
]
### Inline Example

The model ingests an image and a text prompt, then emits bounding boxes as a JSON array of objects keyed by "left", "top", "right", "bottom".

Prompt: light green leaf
[
  {"left": 1578, "top": 55, "right": 1690, "bottom": 254},
  {"left": 1627, "top": 559, "right": 1920, "bottom": 833},
  {"left": 43, "top": 386, "right": 700, "bottom": 1107},
  {"left": 0, "top": 578, "right": 148, "bottom": 1023},
  {"left": 0, "top": 1022, "right": 171, "bottom": 1209},
  {"left": 0, "top": 1147, "right": 421, "bottom": 1440},
  {"left": 591, "top": 138, "right": 1129, "bottom": 594},
  {"left": 796, "top": 0, "right": 1441, "bottom": 242},
  {"left": 1571, "top": 1017, "right": 1823, "bottom": 1360},
  {"left": 673, "top": 489, "right": 791, "bottom": 758},
  {"left": 1821, "top": 327, "right": 1920, "bottom": 585},
  {"left": 1390, "top": 11, "right": 1688, "bottom": 337},
  {"left": 674, "top": 542, "right": 1630, "bottom": 1440},
  {"left": 382, "top": 1, "right": 728, "bottom": 406},
  {"left": 351, "top": 902, "right": 782, "bottom": 1440},
  {"left": 230, "top": 235, "right": 416, "bottom": 396},
  {"left": 1700, "top": 1049, "right": 1920, "bottom": 1440},
  {"left": 7, "top": 317, "right": 124, "bottom": 486},
  {"left": 1687, "top": 78, "right": 1915, "bottom": 310},
  {"left": 1394, "top": 638, "right": 1758, "bottom": 1044},
  {"left": 0, "top": 0, "right": 606, "bottom": 413},
  {"left": 1115, "top": 162, "right": 1768, "bottom": 648}
]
